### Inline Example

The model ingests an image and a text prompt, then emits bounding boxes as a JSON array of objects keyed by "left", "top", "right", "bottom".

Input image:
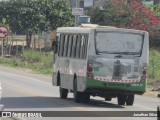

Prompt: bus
[{"left": 52, "top": 24, "right": 149, "bottom": 106}]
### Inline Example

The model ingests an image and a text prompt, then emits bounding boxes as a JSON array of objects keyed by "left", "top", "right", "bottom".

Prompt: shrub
[{"left": 23, "top": 50, "right": 41, "bottom": 62}]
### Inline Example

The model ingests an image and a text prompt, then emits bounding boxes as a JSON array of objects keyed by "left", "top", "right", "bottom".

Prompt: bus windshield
[{"left": 95, "top": 31, "right": 143, "bottom": 55}]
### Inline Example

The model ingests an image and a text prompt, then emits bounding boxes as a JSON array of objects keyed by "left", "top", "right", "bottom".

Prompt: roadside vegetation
[
  {"left": 148, "top": 48, "right": 160, "bottom": 87},
  {"left": 0, "top": 50, "right": 53, "bottom": 75}
]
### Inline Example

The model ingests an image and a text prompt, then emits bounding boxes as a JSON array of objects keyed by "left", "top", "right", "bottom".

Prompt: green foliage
[
  {"left": 0, "top": 50, "right": 53, "bottom": 75},
  {"left": 87, "top": 0, "right": 131, "bottom": 27},
  {"left": 41, "top": 55, "right": 53, "bottom": 67},
  {"left": 147, "top": 81, "right": 154, "bottom": 85},
  {"left": 148, "top": 48, "right": 160, "bottom": 79},
  {"left": 22, "top": 50, "right": 53, "bottom": 74},
  {"left": 23, "top": 50, "right": 41, "bottom": 62},
  {"left": 11, "top": 59, "right": 19, "bottom": 67},
  {"left": 148, "top": 4, "right": 160, "bottom": 16},
  {"left": 0, "top": 0, "right": 73, "bottom": 48},
  {"left": 0, "top": 58, "right": 22, "bottom": 67},
  {"left": 0, "top": 0, "right": 73, "bottom": 32}
]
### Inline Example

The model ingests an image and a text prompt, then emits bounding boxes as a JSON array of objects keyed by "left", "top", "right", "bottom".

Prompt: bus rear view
[
  {"left": 52, "top": 26, "right": 149, "bottom": 106},
  {"left": 86, "top": 28, "right": 149, "bottom": 105}
]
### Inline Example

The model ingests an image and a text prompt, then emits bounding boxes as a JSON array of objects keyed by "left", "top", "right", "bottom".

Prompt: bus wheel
[
  {"left": 126, "top": 94, "right": 134, "bottom": 106},
  {"left": 82, "top": 93, "right": 90, "bottom": 103},
  {"left": 157, "top": 105, "right": 160, "bottom": 120},
  {"left": 57, "top": 72, "right": 60, "bottom": 86},
  {"left": 59, "top": 73, "right": 68, "bottom": 99},
  {"left": 73, "top": 77, "right": 82, "bottom": 103},
  {"left": 60, "top": 87, "right": 68, "bottom": 99},
  {"left": 117, "top": 94, "right": 126, "bottom": 105}
]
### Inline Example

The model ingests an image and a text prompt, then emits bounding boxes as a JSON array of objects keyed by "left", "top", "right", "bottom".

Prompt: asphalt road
[{"left": 0, "top": 66, "right": 159, "bottom": 120}]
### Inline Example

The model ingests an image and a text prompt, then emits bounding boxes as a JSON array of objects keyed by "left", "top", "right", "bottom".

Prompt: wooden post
[
  {"left": 40, "top": 45, "right": 41, "bottom": 54},
  {"left": 38, "top": 38, "right": 40, "bottom": 52},
  {"left": 16, "top": 40, "right": 18, "bottom": 57},
  {"left": 32, "top": 43, "right": 33, "bottom": 51},
  {"left": 6, "top": 37, "right": 8, "bottom": 55},
  {"left": 34, "top": 33, "right": 36, "bottom": 50},
  {"left": 9, "top": 41, "right": 11, "bottom": 55},
  {"left": 22, "top": 42, "right": 24, "bottom": 58},
  {"left": 44, "top": 32, "right": 47, "bottom": 55},
  {"left": 1, "top": 39, "right": 3, "bottom": 58}
]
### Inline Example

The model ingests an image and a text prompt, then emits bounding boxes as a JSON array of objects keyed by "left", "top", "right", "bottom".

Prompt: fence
[{"left": 0, "top": 34, "right": 52, "bottom": 57}]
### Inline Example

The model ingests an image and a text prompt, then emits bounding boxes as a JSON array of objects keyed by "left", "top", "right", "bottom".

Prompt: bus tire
[
  {"left": 57, "top": 72, "right": 60, "bottom": 86},
  {"left": 126, "top": 94, "right": 134, "bottom": 106},
  {"left": 157, "top": 106, "right": 160, "bottom": 120},
  {"left": 58, "top": 73, "right": 68, "bottom": 99},
  {"left": 73, "top": 77, "right": 82, "bottom": 103},
  {"left": 60, "top": 87, "right": 68, "bottom": 99},
  {"left": 117, "top": 94, "right": 126, "bottom": 105},
  {"left": 82, "top": 93, "right": 90, "bottom": 103}
]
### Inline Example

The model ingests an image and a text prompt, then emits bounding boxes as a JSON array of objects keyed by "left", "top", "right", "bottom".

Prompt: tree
[
  {"left": 0, "top": 0, "right": 73, "bottom": 48},
  {"left": 87, "top": 0, "right": 160, "bottom": 47},
  {"left": 88, "top": 0, "right": 131, "bottom": 27}
]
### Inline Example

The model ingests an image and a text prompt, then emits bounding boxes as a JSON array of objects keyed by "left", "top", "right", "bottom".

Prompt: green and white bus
[{"left": 52, "top": 25, "right": 149, "bottom": 106}]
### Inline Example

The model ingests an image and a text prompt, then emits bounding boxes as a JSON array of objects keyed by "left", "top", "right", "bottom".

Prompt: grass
[
  {"left": 148, "top": 49, "right": 160, "bottom": 76},
  {"left": 0, "top": 50, "right": 53, "bottom": 75},
  {"left": 0, "top": 57, "right": 25, "bottom": 67},
  {"left": 148, "top": 48, "right": 160, "bottom": 86},
  {"left": 23, "top": 50, "right": 41, "bottom": 62}
]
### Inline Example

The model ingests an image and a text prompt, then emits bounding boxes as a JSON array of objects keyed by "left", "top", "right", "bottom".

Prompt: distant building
[
  {"left": 84, "top": 0, "right": 93, "bottom": 7},
  {"left": 93, "top": 0, "right": 108, "bottom": 7},
  {"left": 143, "top": 0, "right": 153, "bottom": 5},
  {"left": 70, "top": 0, "right": 84, "bottom": 7},
  {"left": 70, "top": 0, "right": 108, "bottom": 8}
]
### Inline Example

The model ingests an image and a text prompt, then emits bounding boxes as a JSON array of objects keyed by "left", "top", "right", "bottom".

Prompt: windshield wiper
[
  {"left": 118, "top": 52, "right": 140, "bottom": 55},
  {"left": 97, "top": 51, "right": 140, "bottom": 55},
  {"left": 115, "top": 55, "right": 122, "bottom": 58}
]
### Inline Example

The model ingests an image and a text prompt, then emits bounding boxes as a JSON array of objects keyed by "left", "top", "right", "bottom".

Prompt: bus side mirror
[{"left": 52, "top": 40, "right": 58, "bottom": 54}]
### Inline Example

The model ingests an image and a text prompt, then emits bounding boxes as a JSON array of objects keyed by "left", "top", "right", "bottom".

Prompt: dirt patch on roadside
[{"left": 144, "top": 88, "right": 160, "bottom": 98}]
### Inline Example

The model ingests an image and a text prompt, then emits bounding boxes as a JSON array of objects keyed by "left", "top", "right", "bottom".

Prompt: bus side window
[
  {"left": 67, "top": 35, "right": 73, "bottom": 58},
  {"left": 84, "top": 35, "right": 88, "bottom": 59},
  {"left": 58, "top": 36, "right": 61, "bottom": 56},
  {"left": 80, "top": 35, "right": 84, "bottom": 59},
  {"left": 59, "top": 34, "right": 65, "bottom": 57},
  {"left": 76, "top": 35, "right": 81, "bottom": 59},
  {"left": 63, "top": 35, "right": 69, "bottom": 57},
  {"left": 82, "top": 36, "right": 86, "bottom": 59},
  {"left": 71, "top": 35, "right": 77, "bottom": 58}
]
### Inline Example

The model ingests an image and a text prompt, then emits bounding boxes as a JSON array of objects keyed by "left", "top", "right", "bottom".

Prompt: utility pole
[{"left": 75, "top": 0, "right": 79, "bottom": 26}]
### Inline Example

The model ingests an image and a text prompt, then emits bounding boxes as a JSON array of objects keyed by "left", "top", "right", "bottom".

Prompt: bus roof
[
  {"left": 57, "top": 27, "right": 92, "bottom": 33},
  {"left": 57, "top": 25, "right": 148, "bottom": 35},
  {"left": 80, "top": 24, "right": 117, "bottom": 29}
]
